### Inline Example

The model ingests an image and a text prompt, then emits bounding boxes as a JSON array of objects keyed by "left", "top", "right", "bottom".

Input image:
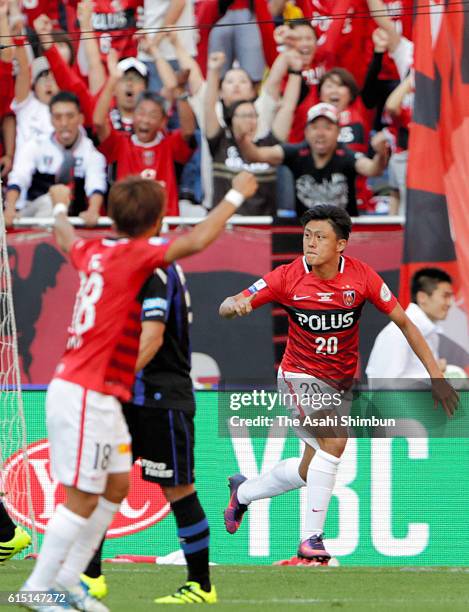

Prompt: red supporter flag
[{"left": 401, "top": 1, "right": 469, "bottom": 370}]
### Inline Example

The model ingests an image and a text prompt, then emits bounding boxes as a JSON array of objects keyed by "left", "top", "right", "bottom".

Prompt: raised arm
[
  {"left": 93, "top": 50, "right": 122, "bottom": 142},
  {"left": 0, "top": 0, "right": 13, "bottom": 62},
  {"left": 49, "top": 185, "right": 76, "bottom": 254},
  {"left": 168, "top": 30, "right": 204, "bottom": 95},
  {"left": 355, "top": 131, "right": 389, "bottom": 177},
  {"left": 384, "top": 74, "right": 413, "bottom": 116},
  {"left": 367, "top": 0, "right": 401, "bottom": 52},
  {"left": 271, "top": 51, "right": 302, "bottom": 141},
  {"left": 204, "top": 51, "right": 225, "bottom": 139},
  {"left": 141, "top": 33, "right": 178, "bottom": 95},
  {"left": 238, "top": 134, "right": 285, "bottom": 165},
  {"left": 13, "top": 25, "right": 31, "bottom": 104},
  {"left": 77, "top": 0, "right": 106, "bottom": 95},
  {"left": 164, "top": 172, "right": 258, "bottom": 262},
  {"left": 174, "top": 70, "right": 196, "bottom": 140},
  {"left": 388, "top": 303, "right": 459, "bottom": 415}
]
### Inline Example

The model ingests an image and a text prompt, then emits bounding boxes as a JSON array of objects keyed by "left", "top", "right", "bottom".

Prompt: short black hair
[
  {"left": 289, "top": 18, "right": 316, "bottom": 35},
  {"left": 224, "top": 98, "right": 256, "bottom": 128},
  {"left": 300, "top": 205, "right": 352, "bottom": 240},
  {"left": 49, "top": 91, "right": 81, "bottom": 112},
  {"left": 411, "top": 268, "right": 453, "bottom": 303},
  {"left": 318, "top": 68, "right": 359, "bottom": 103},
  {"left": 135, "top": 90, "right": 168, "bottom": 115}
]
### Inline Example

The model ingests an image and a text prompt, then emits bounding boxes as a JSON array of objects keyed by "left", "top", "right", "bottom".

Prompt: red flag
[{"left": 402, "top": 2, "right": 469, "bottom": 369}]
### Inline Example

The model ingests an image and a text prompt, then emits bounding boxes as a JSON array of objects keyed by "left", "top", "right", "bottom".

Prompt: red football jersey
[
  {"left": 55, "top": 236, "right": 172, "bottom": 401},
  {"left": 98, "top": 130, "right": 195, "bottom": 216},
  {"left": 243, "top": 255, "right": 397, "bottom": 384},
  {"left": 312, "top": 0, "right": 371, "bottom": 88},
  {"left": 20, "top": 0, "right": 60, "bottom": 27},
  {"left": 86, "top": 0, "right": 143, "bottom": 59}
]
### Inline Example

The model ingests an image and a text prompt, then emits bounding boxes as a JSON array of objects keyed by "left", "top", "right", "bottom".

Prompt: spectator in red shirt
[{"left": 93, "top": 52, "right": 197, "bottom": 216}]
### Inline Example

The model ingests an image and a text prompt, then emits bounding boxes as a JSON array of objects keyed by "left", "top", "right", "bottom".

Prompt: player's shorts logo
[{"left": 342, "top": 290, "right": 355, "bottom": 307}]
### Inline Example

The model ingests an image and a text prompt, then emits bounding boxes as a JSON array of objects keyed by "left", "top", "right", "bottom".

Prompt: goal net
[{"left": 0, "top": 182, "right": 36, "bottom": 553}]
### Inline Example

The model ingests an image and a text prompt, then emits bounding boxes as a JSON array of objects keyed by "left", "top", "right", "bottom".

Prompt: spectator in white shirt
[
  {"left": 366, "top": 268, "right": 453, "bottom": 381},
  {"left": 12, "top": 55, "right": 57, "bottom": 152},
  {"left": 5, "top": 92, "right": 106, "bottom": 228}
]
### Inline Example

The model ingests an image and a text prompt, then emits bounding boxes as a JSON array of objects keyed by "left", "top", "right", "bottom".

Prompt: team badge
[
  {"left": 380, "top": 283, "right": 392, "bottom": 303},
  {"left": 143, "top": 150, "right": 155, "bottom": 166},
  {"left": 342, "top": 289, "right": 355, "bottom": 306}
]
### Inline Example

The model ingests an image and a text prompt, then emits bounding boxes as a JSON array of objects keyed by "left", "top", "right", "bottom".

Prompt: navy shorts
[{"left": 123, "top": 404, "right": 195, "bottom": 486}]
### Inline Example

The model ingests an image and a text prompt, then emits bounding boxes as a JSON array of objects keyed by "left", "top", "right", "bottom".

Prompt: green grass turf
[{"left": 2, "top": 561, "right": 469, "bottom": 611}]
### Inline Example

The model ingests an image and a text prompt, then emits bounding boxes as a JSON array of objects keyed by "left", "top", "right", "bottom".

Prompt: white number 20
[{"left": 315, "top": 336, "right": 338, "bottom": 355}]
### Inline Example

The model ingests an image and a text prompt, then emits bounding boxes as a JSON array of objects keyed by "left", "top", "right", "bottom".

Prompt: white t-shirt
[
  {"left": 139, "top": 0, "right": 196, "bottom": 62},
  {"left": 11, "top": 93, "right": 54, "bottom": 153},
  {"left": 366, "top": 302, "right": 441, "bottom": 380}
]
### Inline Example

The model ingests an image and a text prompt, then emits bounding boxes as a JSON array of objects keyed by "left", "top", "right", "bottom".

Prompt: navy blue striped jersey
[{"left": 133, "top": 263, "right": 195, "bottom": 413}]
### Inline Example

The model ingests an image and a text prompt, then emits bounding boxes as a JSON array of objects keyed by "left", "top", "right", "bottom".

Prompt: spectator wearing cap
[
  {"left": 318, "top": 67, "right": 376, "bottom": 211},
  {"left": 5, "top": 91, "right": 106, "bottom": 228},
  {"left": 239, "top": 102, "right": 390, "bottom": 217},
  {"left": 34, "top": 14, "right": 149, "bottom": 135},
  {"left": 93, "top": 52, "right": 196, "bottom": 216}
]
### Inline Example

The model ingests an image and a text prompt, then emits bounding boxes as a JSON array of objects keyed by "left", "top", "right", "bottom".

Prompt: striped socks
[{"left": 172, "top": 492, "right": 210, "bottom": 592}]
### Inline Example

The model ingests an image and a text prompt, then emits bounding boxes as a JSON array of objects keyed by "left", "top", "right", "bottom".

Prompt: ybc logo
[
  {"left": 342, "top": 290, "right": 355, "bottom": 307},
  {"left": 2, "top": 440, "right": 170, "bottom": 537}
]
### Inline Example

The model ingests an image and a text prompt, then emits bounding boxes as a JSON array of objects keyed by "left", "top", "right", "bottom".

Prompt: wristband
[
  {"left": 53, "top": 203, "right": 68, "bottom": 217},
  {"left": 224, "top": 189, "right": 245, "bottom": 208},
  {"left": 288, "top": 69, "right": 302, "bottom": 75},
  {"left": 176, "top": 92, "right": 190, "bottom": 101}
]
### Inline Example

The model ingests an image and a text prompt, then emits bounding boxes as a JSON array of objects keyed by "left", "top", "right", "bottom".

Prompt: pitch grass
[{"left": 1, "top": 561, "right": 469, "bottom": 611}]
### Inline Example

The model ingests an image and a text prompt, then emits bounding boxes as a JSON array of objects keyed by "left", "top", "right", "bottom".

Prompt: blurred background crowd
[{"left": 0, "top": 0, "right": 416, "bottom": 226}]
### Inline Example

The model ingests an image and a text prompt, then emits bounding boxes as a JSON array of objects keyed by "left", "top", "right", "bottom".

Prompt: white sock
[
  {"left": 26, "top": 505, "right": 87, "bottom": 590},
  {"left": 237, "top": 458, "right": 305, "bottom": 505},
  {"left": 302, "top": 449, "right": 341, "bottom": 541},
  {"left": 56, "top": 497, "right": 119, "bottom": 589}
]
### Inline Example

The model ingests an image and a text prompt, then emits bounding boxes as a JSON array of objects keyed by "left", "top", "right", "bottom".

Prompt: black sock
[
  {"left": 83, "top": 536, "right": 105, "bottom": 578},
  {"left": 171, "top": 492, "right": 210, "bottom": 592},
  {"left": 0, "top": 502, "right": 15, "bottom": 541}
]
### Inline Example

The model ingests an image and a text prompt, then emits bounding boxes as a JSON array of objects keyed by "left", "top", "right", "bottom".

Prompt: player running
[
  {"left": 219, "top": 204, "right": 458, "bottom": 563},
  {"left": 20, "top": 171, "right": 257, "bottom": 611}
]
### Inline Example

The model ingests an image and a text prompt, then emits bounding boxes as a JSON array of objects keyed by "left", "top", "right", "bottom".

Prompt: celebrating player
[
  {"left": 20, "top": 170, "right": 257, "bottom": 611},
  {"left": 219, "top": 204, "right": 458, "bottom": 563},
  {"left": 83, "top": 265, "right": 216, "bottom": 604}
]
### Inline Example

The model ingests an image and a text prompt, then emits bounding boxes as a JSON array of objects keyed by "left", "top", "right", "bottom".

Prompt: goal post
[{"left": 0, "top": 180, "right": 36, "bottom": 553}]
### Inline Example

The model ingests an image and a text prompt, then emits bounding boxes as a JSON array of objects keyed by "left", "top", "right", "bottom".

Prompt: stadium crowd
[{"left": 0, "top": 0, "right": 415, "bottom": 225}]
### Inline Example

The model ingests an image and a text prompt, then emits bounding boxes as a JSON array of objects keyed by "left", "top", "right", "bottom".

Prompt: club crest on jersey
[
  {"left": 143, "top": 150, "right": 155, "bottom": 166},
  {"left": 342, "top": 289, "right": 355, "bottom": 307}
]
